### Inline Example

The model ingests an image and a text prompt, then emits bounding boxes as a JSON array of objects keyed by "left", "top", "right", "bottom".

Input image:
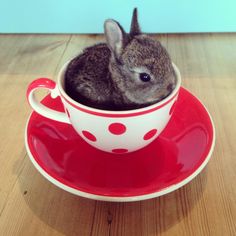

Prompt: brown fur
[
  {"left": 65, "top": 8, "right": 176, "bottom": 110},
  {"left": 65, "top": 43, "right": 119, "bottom": 110}
]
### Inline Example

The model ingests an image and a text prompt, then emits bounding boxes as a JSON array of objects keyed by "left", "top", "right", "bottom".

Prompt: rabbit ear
[
  {"left": 130, "top": 8, "right": 141, "bottom": 37},
  {"left": 104, "top": 19, "right": 128, "bottom": 57}
]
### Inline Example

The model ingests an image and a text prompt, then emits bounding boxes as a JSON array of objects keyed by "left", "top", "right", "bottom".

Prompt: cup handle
[{"left": 26, "top": 78, "right": 71, "bottom": 124}]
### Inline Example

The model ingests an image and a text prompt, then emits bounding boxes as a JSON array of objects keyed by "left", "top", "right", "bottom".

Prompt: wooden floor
[{"left": 0, "top": 33, "right": 236, "bottom": 236}]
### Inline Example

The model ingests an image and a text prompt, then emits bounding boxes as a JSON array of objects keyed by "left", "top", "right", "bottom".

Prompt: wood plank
[
  {"left": 0, "top": 161, "right": 96, "bottom": 236},
  {"left": 0, "top": 34, "right": 71, "bottom": 224}
]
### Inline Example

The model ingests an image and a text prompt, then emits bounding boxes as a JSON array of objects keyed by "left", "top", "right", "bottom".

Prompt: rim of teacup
[{"left": 57, "top": 60, "right": 181, "bottom": 117}]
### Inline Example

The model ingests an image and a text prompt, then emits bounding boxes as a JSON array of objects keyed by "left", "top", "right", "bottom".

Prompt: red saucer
[{"left": 25, "top": 87, "right": 215, "bottom": 202}]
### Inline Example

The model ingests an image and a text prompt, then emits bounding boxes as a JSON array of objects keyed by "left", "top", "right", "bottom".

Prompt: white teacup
[{"left": 27, "top": 61, "right": 181, "bottom": 154}]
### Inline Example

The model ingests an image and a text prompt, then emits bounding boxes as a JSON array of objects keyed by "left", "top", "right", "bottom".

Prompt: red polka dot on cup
[
  {"left": 143, "top": 129, "right": 158, "bottom": 140},
  {"left": 82, "top": 130, "right": 97, "bottom": 142},
  {"left": 108, "top": 123, "right": 126, "bottom": 135}
]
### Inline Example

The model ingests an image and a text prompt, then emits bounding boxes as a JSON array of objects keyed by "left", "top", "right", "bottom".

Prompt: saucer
[{"left": 25, "top": 87, "right": 215, "bottom": 202}]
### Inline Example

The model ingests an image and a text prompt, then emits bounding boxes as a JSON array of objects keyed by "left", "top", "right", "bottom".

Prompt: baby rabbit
[{"left": 65, "top": 8, "right": 176, "bottom": 110}]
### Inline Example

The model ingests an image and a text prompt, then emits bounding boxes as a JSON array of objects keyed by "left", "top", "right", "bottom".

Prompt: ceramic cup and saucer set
[{"left": 25, "top": 61, "right": 215, "bottom": 202}]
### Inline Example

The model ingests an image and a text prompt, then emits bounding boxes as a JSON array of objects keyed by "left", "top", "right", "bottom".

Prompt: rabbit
[{"left": 65, "top": 8, "right": 176, "bottom": 110}]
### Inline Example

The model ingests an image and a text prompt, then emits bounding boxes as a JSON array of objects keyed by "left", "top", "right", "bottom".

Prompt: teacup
[{"left": 27, "top": 61, "right": 181, "bottom": 154}]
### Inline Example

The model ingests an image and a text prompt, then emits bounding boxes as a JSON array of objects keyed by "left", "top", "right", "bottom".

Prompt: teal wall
[{"left": 1, "top": 0, "right": 236, "bottom": 33}]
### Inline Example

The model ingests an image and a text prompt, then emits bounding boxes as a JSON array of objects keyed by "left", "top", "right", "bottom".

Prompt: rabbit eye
[{"left": 139, "top": 73, "right": 151, "bottom": 82}]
